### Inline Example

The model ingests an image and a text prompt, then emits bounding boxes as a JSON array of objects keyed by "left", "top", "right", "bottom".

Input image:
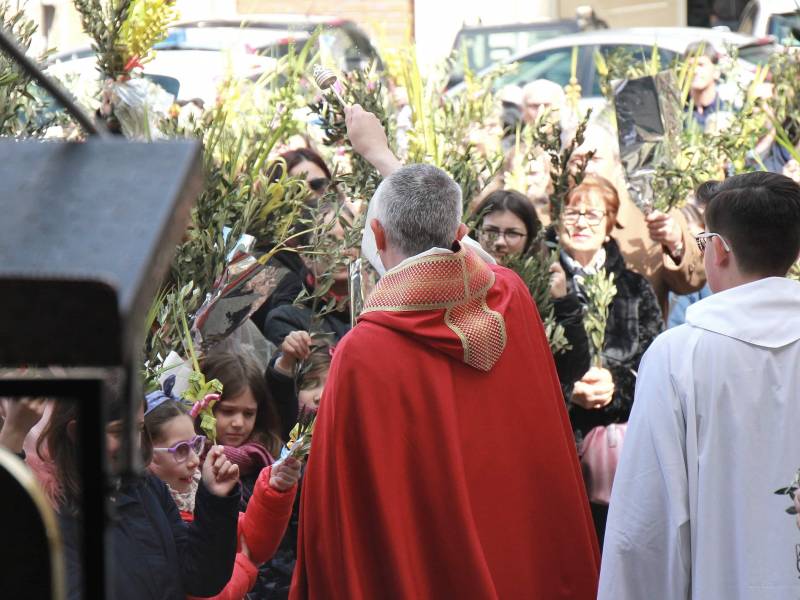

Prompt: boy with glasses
[{"left": 599, "top": 172, "right": 800, "bottom": 599}]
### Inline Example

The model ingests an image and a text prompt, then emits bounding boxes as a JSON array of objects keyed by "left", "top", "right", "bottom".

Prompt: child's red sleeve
[
  {"left": 241, "top": 465, "right": 298, "bottom": 565},
  {"left": 186, "top": 552, "right": 258, "bottom": 600}
]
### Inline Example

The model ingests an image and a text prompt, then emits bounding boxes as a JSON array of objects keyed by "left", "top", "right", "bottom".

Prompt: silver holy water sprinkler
[{"left": 312, "top": 65, "right": 346, "bottom": 107}]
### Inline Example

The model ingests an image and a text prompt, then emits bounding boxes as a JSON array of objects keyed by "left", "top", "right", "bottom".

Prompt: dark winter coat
[
  {"left": 60, "top": 474, "right": 240, "bottom": 600},
  {"left": 562, "top": 238, "right": 663, "bottom": 440},
  {"left": 251, "top": 252, "right": 309, "bottom": 334},
  {"left": 551, "top": 293, "right": 592, "bottom": 390},
  {"left": 266, "top": 363, "right": 299, "bottom": 442},
  {"left": 263, "top": 302, "right": 350, "bottom": 348}
]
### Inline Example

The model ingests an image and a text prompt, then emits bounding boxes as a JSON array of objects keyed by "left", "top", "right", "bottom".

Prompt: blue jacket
[{"left": 60, "top": 474, "right": 239, "bottom": 600}]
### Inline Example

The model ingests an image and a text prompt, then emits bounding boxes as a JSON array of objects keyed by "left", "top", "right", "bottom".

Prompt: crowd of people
[{"left": 1, "top": 36, "right": 800, "bottom": 600}]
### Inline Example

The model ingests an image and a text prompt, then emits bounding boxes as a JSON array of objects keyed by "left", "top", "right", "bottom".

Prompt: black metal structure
[{"left": 0, "top": 138, "right": 203, "bottom": 597}]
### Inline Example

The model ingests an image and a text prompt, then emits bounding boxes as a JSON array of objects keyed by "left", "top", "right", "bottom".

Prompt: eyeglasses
[
  {"left": 562, "top": 208, "right": 607, "bottom": 227},
  {"left": 694, "top": 231, "right": 731, "bottom": 255},
  {"left": 153, "top": 435, "right": 206, "bottom": 463},
  {"left": 478, "top": 226, "right": 527, "bottom": 244},
  {"left": 308, "top": 178, "right": 330, "bottom": 193}
]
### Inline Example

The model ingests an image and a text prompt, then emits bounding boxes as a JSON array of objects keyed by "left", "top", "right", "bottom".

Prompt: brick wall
[{"left": 236, "top": 0, "right": 413, "bottom": 53}]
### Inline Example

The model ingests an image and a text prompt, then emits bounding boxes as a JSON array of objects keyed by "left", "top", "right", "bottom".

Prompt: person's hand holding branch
[
  {"left": 345, "top": 104, "right": 401, "bottom": 177},
  {"left": 646, "top": 210, "right": 684, "bottom": 262},
  {"left": 202, "top": 445, "right": 240, "bottom": 497},
  {"left": 549, "top": 262, "right": 568, "bottom": 299},
  {"left": 0, "top": 398, "right": 46, "bottom": 455},
  {"left": 269, "top": 457, "right": 302, "bottom": 492},
  {"left": 275, "top": 330, "right": 313, "bottom": 376},
  {"left": 571, "top": 367, "right": 615, "bottom": 410}
]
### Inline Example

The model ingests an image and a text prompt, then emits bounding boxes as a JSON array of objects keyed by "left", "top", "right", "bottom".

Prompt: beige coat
[{"left": 612, "top": 192, "right": 706, "bottom": 319}]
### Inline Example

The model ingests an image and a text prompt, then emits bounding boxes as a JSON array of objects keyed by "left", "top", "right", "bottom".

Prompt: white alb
[{"left": 599, "top": 276, "right": 800, "bottom": 600}]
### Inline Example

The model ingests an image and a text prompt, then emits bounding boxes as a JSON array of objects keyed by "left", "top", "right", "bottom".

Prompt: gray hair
[{"left": 373, "top": 164, "right": 463, "bottom": 258}]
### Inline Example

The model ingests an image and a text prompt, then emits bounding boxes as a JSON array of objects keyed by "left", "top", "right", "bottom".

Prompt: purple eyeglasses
[{"left": 153, "top": 435, "right": 206, "bottom": 463}]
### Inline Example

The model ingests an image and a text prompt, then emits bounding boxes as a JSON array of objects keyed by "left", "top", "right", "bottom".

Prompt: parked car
[
  {"left": 451, "top": 27, "right": 774, "bottom": 110},
  {"left": 737, "top": 0, "right": 800, "bottom": 44},
  {"left": 157, "top": 15, "right": 382, "bottom": 71},
  {"left": 47, "top": 15, "right": 382, "bottom": 107},
  {"left": 46, "top": 49, "right": 278, "bottom": 105},
  {"left": 446, "top": 7, "right": 607, "bottom": 88}
]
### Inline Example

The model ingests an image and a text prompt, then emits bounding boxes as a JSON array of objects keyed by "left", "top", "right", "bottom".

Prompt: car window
[
  {"left": 498, "top": 46, "right": 576, "bottom": 88},
  {"left": 588, "top": 45, "right": 676, "bottom": 96},
  {"left": 159, "top": 27, "right": 299, "bottom": 52},
  {"left": 737, "top": 42, "right": 779, "bottom": 64},
  {"left": 319, "top": 28, "right": 367, "bottom": 71},
  {"left": 767, "top": 13, "right": 800, "bottom": 45},
  {"left": 737, "top": 2, "right": 758, "bottom": 34},
  {"left": 340, "top": 26, "right": 381, "bottom": 67},
  {"left": 452, "top": 24, "right": 577, "bottom": 74}
]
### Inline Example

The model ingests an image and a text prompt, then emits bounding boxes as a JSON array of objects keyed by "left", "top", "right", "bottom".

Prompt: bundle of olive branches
[
  {"left": 0, "top": 2, "right": 65, "bottom": 137},
  {"left": 144, "top": 49, "right": 321, "bottom": 376}
]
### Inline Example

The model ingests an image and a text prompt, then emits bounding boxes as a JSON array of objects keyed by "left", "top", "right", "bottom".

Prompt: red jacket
[{"left": 188, "top": 465, "right": 297, "bottom": 600}]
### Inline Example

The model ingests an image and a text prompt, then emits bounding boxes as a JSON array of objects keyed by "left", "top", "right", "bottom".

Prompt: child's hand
[
  {"left": 269, "top": 457, "right": 301, "bottom": 492},
  {"left": 0, "top": 398, "right": 47, "bottom": 454},
  {"left": 275, "top": 331, "right": 313, "bottom": 376},
  {"left": 202, "top": 445, "right": 240, "bottom": 497}
]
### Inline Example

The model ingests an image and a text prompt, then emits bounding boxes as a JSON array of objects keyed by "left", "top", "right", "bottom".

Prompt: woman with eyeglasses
[
  {"left": 473, "top": 189, "right": 592, "bottom": 391},
  {"left": 251, "top": 147, "right": 335, "bottom": 335},
  {"left": 555, "top": 175, "right": 663, "bottom": 547}
]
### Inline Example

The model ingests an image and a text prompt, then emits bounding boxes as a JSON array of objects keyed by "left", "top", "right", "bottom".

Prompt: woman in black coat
[
  {"left": 555, "top": 175, "right": 663, "bottom": 546},
  {"left": 263, "top": 202, "right": 356, "bottom": 348}
]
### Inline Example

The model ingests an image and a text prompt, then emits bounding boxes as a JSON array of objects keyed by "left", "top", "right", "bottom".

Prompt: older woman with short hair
[{"left": 555, "top": 174, "right": 663, "bottom": 546}]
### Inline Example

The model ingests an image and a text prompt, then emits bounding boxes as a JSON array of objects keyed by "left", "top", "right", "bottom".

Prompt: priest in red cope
[{"left": 290, "top": 106, "right": 600, "bottom": 599}]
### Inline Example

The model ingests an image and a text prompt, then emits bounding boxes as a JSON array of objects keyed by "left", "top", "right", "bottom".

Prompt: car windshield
[
  {"left": 737, "top": 41, "right": 781, "bottom": 63},
  {"left": 767, "top": 13, "right": 800, "bottom": 45},
  {"left": 452, "top": 24, "right": 577, "bottom": 74}
]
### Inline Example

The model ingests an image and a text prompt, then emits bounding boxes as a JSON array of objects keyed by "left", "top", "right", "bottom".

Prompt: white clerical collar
[
  {"left": 686, "top": 276, "right": 800, "bottom": 348},
  {"left": 389, "top": 236, "right": 496, "bottom": 274}
]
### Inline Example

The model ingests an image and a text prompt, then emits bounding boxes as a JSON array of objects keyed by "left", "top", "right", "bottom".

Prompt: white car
[
  {"left": 504, "top": 27, "right": 766, "bottom": 88},
  {"left": 46, "top": 49, "right": 278, "bottom": 106},
  {"left": 454, "top": 27, "right": 773, "bottom": 110},
  {"left": 738, "top": 0, "right": 800, "bottom": 44}
]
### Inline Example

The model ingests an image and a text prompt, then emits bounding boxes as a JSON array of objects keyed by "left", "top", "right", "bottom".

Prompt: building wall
[
  {"left": 22, "top": 0, "right": 239, "bottom": 55},
  {"left": 558, "top": 0, "right": 685, "bottom": 29}
]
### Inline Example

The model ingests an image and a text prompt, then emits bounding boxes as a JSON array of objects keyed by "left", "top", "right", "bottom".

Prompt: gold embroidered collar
[{"left": 362, "top": 246, "right": 507, "bottom": 371}]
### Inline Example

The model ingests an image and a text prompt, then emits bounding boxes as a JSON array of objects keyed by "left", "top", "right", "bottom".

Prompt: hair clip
[{"left": 145, "top": 374, "right": 179, "bottom": 415}]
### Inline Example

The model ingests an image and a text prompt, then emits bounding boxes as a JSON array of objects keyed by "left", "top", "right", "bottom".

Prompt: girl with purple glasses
[{"left": 145, "top": 390, "right": 301, "bottom": 599}]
